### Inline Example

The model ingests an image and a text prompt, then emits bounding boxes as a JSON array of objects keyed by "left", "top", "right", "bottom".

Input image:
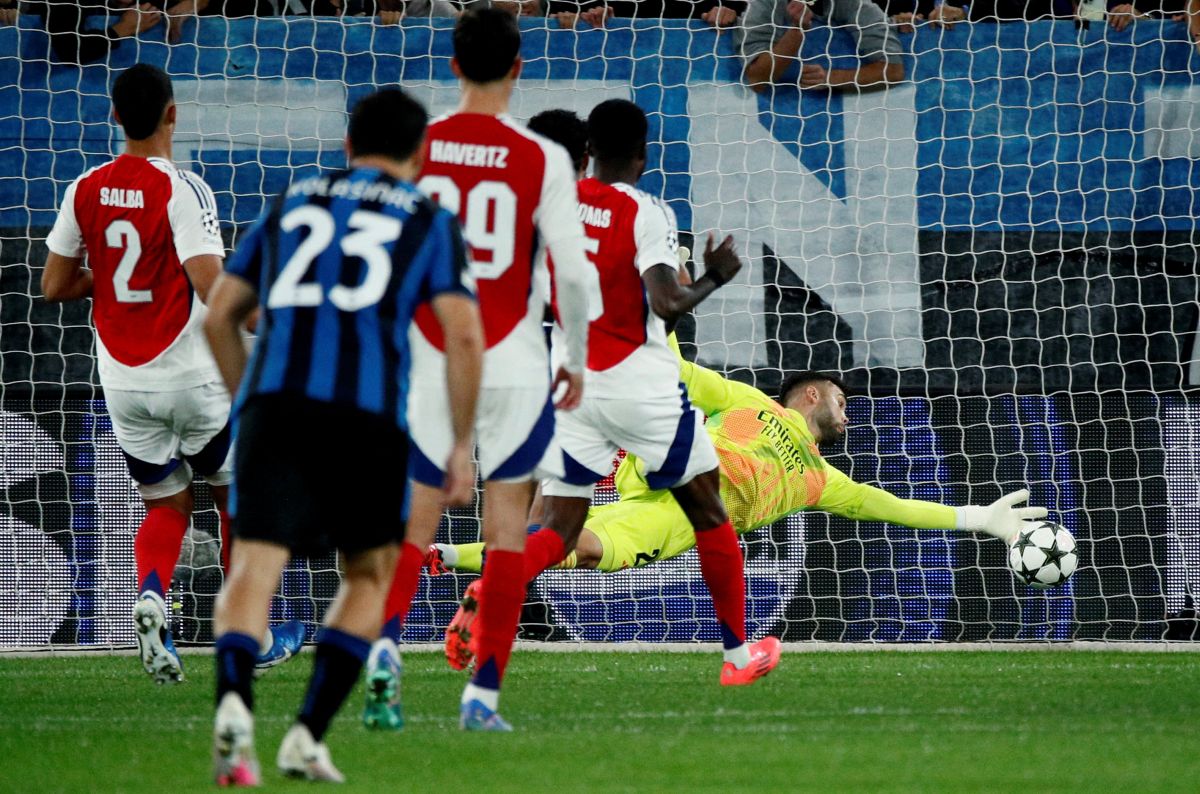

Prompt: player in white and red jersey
[
  {"left": 42, "top": 63, "right": 302, "bottom": 686},
  {"left": 363, "top": 8, "right": 592, "bottom": 733},
  {"left": 485, "top": 102, "right": 780, "bottom": 688}
]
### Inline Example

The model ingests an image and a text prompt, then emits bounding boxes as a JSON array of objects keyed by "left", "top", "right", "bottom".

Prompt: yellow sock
[
  {"left": 551, "top": 551, "right": 578, "bottom": 570},
  {"left": 454, "top": 542, "right": 484, "bottom": 573}
]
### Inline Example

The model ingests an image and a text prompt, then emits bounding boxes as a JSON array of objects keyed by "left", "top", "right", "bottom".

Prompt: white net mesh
[{"left": 2, "top": 14, "right": 1200, "bottom": 647}]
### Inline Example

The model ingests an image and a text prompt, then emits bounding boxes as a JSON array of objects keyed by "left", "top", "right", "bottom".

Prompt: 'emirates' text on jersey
[
  {"left": 413, "top": 113, "right": 583, "bottom": 389},
  {"left": 225, "top": 168, "right": 472, "bottom": 431},
  {"left": 45, "top": 154, "right": 226, "bottom": 391},
  {"left": 551, "top": 179, "right": 681, "bottom": 399}
]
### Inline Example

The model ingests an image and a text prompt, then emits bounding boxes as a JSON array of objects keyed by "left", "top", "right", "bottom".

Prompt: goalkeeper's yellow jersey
[{"left": 614, "top": 353, "right": 958, "bottom": 533}]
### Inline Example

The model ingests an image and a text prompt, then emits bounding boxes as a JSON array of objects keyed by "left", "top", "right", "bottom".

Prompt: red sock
[
  {"left": 380, "top": 542, "right": 425, "bottom": 642},
  {"left": 217, "top": 510, "right": 232, "bottom": 572},
  {"left": 693, "top": 520, "right": 747, "bottom": 650},
  {"left": 470, "top": 549, "right": 525, "bottom": 691},
  {"left": 134, "top": 506, "right": 189, "bottom": 599},
  {"left": 522, "top": 528, "right": 565, "bottom": 584}
]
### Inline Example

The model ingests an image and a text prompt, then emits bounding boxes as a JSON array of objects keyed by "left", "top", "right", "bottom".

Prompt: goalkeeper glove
[{"left": 955, "top": 489, "right": 1048, "bottom": 545}]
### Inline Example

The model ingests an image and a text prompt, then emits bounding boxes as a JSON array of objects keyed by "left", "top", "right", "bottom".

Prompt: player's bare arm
[
  {"left": 41, "top": 252, "right": 94, "bottom": 302},
  {"left": 203, "top": 272, "right": 258, "bottom": 396},
  {"left": 181, "top": 253, "right": 223, "bottom": 303},
  {"left": 643, "top": 233, "right": 742, "bottom": 332},
  {"left": 432, "top": 291, "right": 484, "bottom": 507}
]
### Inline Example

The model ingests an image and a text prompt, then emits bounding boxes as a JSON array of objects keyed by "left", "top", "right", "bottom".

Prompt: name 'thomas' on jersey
[
  {"left": 551, "top": 178, "right": 681, "bottom": 399},
  {"left": 45, "top": 154, "right": 226, "bottom": 391},
  {"left": 414, "top": 113, "right": 589, "bottom": 388}
]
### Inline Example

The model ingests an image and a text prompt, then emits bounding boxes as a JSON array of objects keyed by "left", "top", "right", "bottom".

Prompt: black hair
[
  {"left": 587, "top": 99, "right": 648, "bottom": 164},
  {"left": 453, "top": 7, "right": 521, "bottom": 83},
  {"left": 111, "top": 63, "right": 174, "bottom": 142},
  {"left": 779, "top": 370, "right": 848, "bottom": 405},
  {"left": 529, "top": 109, "right": 588, "bottom": 173},
  {"left": 347, "top": 88, "right": 428, "bottom": 162}
]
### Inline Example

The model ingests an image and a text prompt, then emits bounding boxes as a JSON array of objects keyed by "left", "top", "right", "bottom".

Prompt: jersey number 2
[
  {"left": 268, "top": 206, "right": 401, "bottom": 311},
  {"left": 106, "top": 220, "right": 150, "bottom": 303}
]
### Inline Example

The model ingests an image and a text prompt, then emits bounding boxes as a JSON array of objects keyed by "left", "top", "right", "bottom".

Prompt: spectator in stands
[
  {"left": 34, "top": 0, "right": 165, "bottom": 65},
  {"left": 736, "top": 0, "right": 904, "bottom": 92},
  {"left": 1097, "top": 0, "right": 1188, "bottom": 32},
  {"left": 874, "top": 0, "right": 964, "bottom": 32},
  {"left": 963, "top": 0, "right": 1061, "bottom": 19},
  {"left": 367, "top": 0, "right": 460, "bottom": 22},
  {"left": 554, "top": 0, "right": 747, "bottom": 27},
  {"left": 1, "top": 0, "right": 17, "bottom": 26}
]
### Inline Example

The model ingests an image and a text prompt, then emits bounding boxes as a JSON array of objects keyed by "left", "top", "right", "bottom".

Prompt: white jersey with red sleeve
[
  {"left": 45, "top": 154, "right": 225, "bottom": 392},
  {"left": 551, "top": 178, "right": 682, "bottom": 400},
  {"left": 413, "top": 112, "right": 590, "bottom": 389}
]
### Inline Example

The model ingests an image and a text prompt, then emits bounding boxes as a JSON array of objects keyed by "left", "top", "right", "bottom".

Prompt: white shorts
[
  {"left": 105, "top": 381, "right": 233, "bottom": 500},
  {"left": 540, "top": 384, "right": 719, "bottom": 499},
  {"left": 408, "top": 384, "right": 561, "bottom": 486}
]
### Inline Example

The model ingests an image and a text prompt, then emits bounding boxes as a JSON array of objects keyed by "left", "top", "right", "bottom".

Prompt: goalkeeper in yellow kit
[{"left": 428, "top": 345, "right": 1045, "bottom": 576}]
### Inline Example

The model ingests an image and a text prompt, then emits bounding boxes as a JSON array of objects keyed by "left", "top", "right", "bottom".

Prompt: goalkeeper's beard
[{"left": 809, "top": 405, "right": 845, "bottom": 447}]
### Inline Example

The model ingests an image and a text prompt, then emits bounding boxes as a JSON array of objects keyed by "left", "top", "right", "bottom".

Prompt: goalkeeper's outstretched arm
[{"left": 818, "top": 465, "right": 1046, "bottom": 545}]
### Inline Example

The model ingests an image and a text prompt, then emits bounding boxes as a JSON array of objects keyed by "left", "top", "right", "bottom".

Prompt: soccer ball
[{"left": 1008, "top": 521, "right": 1077, "bottom": 588}]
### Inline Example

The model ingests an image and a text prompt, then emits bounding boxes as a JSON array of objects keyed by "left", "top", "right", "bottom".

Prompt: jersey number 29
[{"left": 417, "top": 176, "right": 515, "bottom": 281}]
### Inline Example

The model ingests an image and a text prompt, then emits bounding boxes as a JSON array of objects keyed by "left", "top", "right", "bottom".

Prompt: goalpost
[{"left": 2, "top": 15, "right": 1199, "bottom": 649}]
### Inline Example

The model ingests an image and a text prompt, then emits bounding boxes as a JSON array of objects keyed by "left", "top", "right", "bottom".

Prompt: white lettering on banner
[
  {"left": 99, "top": 188, "right": 145, "bottom": 208},
  {"left": 687, "top": 85, "right": 924, "bottom": 370},
  {"left": 428, "top": 141, "right": 510, "bottom": 169},
  {"left": 169, "top": 78, "right": 347, "bottom": 170}
]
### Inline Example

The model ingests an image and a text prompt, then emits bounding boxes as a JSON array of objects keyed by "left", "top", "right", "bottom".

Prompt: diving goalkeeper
[{"left": 428, "top": 349, "right": 1046, "bottom": 575}]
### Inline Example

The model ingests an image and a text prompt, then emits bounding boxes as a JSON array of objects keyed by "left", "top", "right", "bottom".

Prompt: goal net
[{"left": 2, "top": 15, "right": 1199, "bottom": 648}]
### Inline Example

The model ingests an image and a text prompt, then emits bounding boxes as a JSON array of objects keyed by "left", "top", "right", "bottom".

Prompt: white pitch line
[{"left": 1, "top": 640, "right": 1198, "bottom": 658}]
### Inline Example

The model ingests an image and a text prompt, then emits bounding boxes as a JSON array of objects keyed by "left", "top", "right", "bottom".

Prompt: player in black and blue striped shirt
[{"left": 202, "top": 88, "right": 483, "bottom": 786}]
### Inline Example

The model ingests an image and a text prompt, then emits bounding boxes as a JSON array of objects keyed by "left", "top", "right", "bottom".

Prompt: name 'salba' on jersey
[{"left": 99, "top": 187, "right": 145, "bottom": 208}]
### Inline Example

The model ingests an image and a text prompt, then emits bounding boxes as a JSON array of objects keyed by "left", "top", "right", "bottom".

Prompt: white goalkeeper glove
[{"left": 955, "top": 489, "right": 1048, "bottom": 546}]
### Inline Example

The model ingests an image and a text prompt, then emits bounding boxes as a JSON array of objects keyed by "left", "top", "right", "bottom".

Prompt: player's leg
[
  {"left": 179, "top": 383, "right": 304, "bottom": 673},
  {"left": 285, "top": 407, "right": 407, "bottom": 779},
  {"left": 433, "top": 486, "right": 696, "bottom": 574},
  {"left": 671, "top": 472, "right": 780, "bottom": 686},
  {"left": 620, "top": 392, "right": 778, "bottom": 685},
  {"left": 365, "top": 393, "right": 450, "bottom": 730},
  {"left": 212, "top": 538, "right": 289, "bottom": 787},
  {"left": 211, "top": 392, "right": 306, "bottom": 787},
  {"left": 457, "top": 387, "right": 554, "bottom": 730},
  {"left": 363, "top": 480, "right": 440, "bottom": 731},
  {"left": 106, "top": 388, "right": 196, "bottom": 683},
  {"left": 524, "top": 403, "right": 613, "bottom": 583},
  {"left": 280, "top": 543, "right": 399, "bottom": 782}
]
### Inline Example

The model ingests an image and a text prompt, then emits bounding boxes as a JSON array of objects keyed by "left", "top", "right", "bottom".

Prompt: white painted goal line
[{"left": 2, "top": 641, "right": 1198, "bottom": 658}]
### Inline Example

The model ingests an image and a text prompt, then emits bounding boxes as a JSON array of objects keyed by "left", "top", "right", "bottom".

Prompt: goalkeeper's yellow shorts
[{"left": 583, "top": 491, "right": 700, "bottom": 572}]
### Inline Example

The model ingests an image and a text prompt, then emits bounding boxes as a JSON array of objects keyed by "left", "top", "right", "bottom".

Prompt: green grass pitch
[{"left": 2, "top": 650, "right": 1198, "bottom": 792}]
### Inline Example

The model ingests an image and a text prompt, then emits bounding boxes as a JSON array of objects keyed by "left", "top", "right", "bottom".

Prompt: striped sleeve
[
  {"left": 168, "top": 168, "right": 225, "bottom": 263},
  {"left": 424, "top": 210, "right": 475, "bottom": 299}
]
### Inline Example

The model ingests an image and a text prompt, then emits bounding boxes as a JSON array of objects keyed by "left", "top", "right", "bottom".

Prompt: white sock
[
  {"left": 259, "top": 627, "right": 274, "bottom": 655},
  {"left": 462, "top": 682, "right": 499, "bottom": 711},
  {"left": 438, "top": 544, "right": 459, "bottom": 567},
  {"left": 724, "top": 643, "right": 752, "bottom": 670}
]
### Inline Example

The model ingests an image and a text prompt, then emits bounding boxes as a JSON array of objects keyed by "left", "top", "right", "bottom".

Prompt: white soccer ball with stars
[{"left": 1008, "top": 521, "right": 1077, "bottom": 589}]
